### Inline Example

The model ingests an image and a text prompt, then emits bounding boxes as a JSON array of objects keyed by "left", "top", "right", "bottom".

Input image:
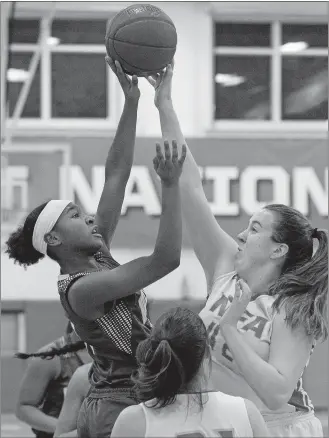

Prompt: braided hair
[{"left": 15, "top": 340, "right": 86, "bottom": 360}]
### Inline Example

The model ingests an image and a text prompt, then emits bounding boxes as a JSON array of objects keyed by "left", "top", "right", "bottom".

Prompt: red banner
[{"left": 3, "top": 137, "right": 327, "bottom": 248}]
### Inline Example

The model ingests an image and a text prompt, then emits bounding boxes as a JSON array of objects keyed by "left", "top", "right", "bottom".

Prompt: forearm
[
  {"left": 105, "top": 99, "right": 139, "bottom": 178},
  {"left": 153, "top": 181, "right": 182, "bottom": 267},
  {"left": 158, "top": 101, "right": 202, "bottom": 189},
  {"left": 221, "top": 325, "right": 288, "bottom": 410},
  {"left": 17, "top": 405, "right": 57, "bottom": 433}
]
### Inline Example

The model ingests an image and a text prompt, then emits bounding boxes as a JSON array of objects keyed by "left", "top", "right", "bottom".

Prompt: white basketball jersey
[
  {"left": 141, "top": 392, "right": 253, "bottom": 438},
  {"left": 199, "top": 271, "right": 313, "bottom": 415}
]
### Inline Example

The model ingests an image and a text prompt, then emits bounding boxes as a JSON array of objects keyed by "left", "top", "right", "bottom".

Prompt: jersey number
[{"left": 176, "top": 429, "right": 235, "bottom": 438}]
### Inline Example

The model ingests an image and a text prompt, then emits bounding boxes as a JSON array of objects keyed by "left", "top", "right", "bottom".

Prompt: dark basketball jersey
[
  {"left": 58, "top": 250, "right": 152, "bottom": 389},
  {"left": 32, "top": 333, "right": 84, "bottom": 438}
]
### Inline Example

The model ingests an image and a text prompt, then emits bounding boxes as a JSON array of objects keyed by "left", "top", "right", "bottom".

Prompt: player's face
[
  {"left": 55, "top": 203, "right": 103, "bottom": 254},
  {"left": 234, "top": 209, "right": 279, "bottom": 278}
]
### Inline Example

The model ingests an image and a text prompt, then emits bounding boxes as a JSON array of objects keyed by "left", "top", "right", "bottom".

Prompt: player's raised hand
[
  {"left": 218, "top": 279, "right": 252, "bottom": 328},
  {"left": 153, "top": 140, "right": 186, "bottom": 186},
  {"left": 145, "top": 61, "right": 174, "bottom": 109},
  {"left": 105, "top": 56, "right": 140, "bottom": 102}
]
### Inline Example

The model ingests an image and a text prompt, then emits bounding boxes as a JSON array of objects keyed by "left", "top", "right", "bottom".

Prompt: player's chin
[
  {"left": 86, "top": 237, "right": 103, "bottom": 253},
  {"left": 234, "top": 260, "right": 245, "bottom": 278},
  {"left": 92, "top": 238, "right": 103, "bottom": 250}
]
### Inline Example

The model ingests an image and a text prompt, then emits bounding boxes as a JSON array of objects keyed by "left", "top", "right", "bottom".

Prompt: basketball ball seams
[
  {"left": 108, "top": 37, "right": 176, "bottom": 50},
  {"left": 110, "top": 18, "right": 177, "bottom": 47},
  {"left": 106, "top": 14, "right": 176, "bottom": 39}
]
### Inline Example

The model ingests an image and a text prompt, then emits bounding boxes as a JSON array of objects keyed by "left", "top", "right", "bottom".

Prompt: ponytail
[
  {"left": 271, "top": 229, "right": 328, "bottom": 341},
  {"left": 15, "top": 340, "right": 86, "bottom": 360},
  {"left": 133, "top": 337, "right": 185, "bottom": 408}
]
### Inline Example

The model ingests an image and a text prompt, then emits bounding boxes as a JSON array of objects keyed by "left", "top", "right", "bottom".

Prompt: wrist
[
  {"left": 157, "top": 99, "right": 174, "bottom": 112},
  {"left": 161, "top": 179, "right": 179, "bottom": 188},
  {"left": 124, "top": 96, "right": 139, "bottom": 107}
]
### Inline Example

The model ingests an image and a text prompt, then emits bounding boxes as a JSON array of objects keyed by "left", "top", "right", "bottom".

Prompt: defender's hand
[{"left": 153, "top": 140, "right": 186, "bottom": 186}]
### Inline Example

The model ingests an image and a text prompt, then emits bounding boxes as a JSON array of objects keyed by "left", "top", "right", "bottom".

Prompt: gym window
[
  {"left": 7, "top": 18, "right": 117, "bottom": 126},
  {"left": 213, "top": 22, "right": 328, "bottom": 124},
  {"left": 1, "top": 311, "right": 26, "bottom": 356}
]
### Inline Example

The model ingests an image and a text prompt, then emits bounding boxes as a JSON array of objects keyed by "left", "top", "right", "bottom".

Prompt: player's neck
[
  {"left": 58, "top": 254, "right": 99, "bottom": 275},
  {"left": 243, "top": 264, "right": 280, "bottom": 298}
]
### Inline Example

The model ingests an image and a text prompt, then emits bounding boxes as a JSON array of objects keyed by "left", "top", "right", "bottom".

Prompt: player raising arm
[
  {"left": 146, "top": 64, "right": 238, "bottom": 292},
  {"left": 146, "top": 64, "right": 327, "bottom": 437},
  {"left": 6, "top": 57, "right": 186, "bottom": 437}
]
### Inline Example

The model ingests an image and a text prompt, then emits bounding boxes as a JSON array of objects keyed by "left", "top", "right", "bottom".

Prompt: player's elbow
[
  {"left": 263, "top": 392, "right": 289, "bottom": 411},
  {"left": 15, "top": 402, "right": 27, "bottom": 422},
  {"left": 150, "top": 252, "right": 181, "bottom": 276},
  {"left": 158, "top": 256, "right": 181, "bottom": 274},
  {"left": 166, "top": 257, "right": 181, "bottom": 272}
]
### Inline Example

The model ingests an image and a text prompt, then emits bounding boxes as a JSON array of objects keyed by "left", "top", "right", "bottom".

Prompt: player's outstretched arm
[
  {"left": 94, "top": 57, "right": 139, "bottom": 248},
  {"left": 54, "top": 364, "right": 91, "bottom": 438},
  {"left": 146, "top": 65, "right": 238, "bottom": 291},
  {"left": 69, "top": 142, "right": 185, "bottom": 320},
  {"left": 244, "top": 399, "right": 269, "bottom": 437}
]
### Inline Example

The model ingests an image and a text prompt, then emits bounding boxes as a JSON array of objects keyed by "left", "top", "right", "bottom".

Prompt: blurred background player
[
  {"left": 146, "top": 63, "right": 327, "bottom": 437},
  {"left": 54, "top": 363, "right": 91, "bottom": 438},
  {"left": 15, "top": 323, "right": 90, "bottom": 438},
  {"left": 111, "top": 307, "right": 269, "bottom": 438}
]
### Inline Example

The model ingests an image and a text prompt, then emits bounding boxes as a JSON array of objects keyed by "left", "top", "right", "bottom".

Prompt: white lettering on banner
[
  {"left": 121, "top": 166, "right": 161, "bottom": 215},
  {"left": 58, "top": 165, "right": 328, "bottom": 218},
  {"left": 293, "top": 167, "right": 328, "bottom": 216},
  {"left": 240, "top": 166, "right": 290, "bottom": 215},
  {"left": 205, "top": 167, "right": 239, "bottom": 215},
  {"left": 60, "top": 165, "right": 100, "bottom": 213}
]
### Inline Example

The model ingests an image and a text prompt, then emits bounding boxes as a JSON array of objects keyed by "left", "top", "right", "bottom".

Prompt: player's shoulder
[
  {"left": 112, "top": 404, "right": 146, "bottom": 436},
  {"left": 27, "top": 353, "right": 61, "bottom": 380},
  {"left": 120, "top": 404, "right": 144, "bottom": 418},
  {"left": 213, "top": 391, "right": 245, "bottom": 406},
  {"left": 117, "top": 404, "right": 145, "bottom": 427}
]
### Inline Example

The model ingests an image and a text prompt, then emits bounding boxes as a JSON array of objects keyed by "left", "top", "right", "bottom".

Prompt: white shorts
[{"left": 263, "top": 411, "right": 323, "bottom": 437}]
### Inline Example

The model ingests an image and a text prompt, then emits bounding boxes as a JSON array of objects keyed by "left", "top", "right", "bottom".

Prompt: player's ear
[
  {"left": 44, "top": 231, "right": 61, "bottom": 247},
  {"left": 270, "top": 243, "right": 289, "bottom": 260}
]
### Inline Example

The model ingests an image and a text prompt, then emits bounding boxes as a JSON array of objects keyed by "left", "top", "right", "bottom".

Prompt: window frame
[
  {"left": 1, "top": 310, "right": 26, "bottom": 357},
  {"left": 7, "top": 16, "right": 120, "bottom": 131},
  {"left": 212, "top": 18, "right": 328, "bottom": 132}
]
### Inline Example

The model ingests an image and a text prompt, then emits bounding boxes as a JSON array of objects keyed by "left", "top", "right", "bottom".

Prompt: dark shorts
[
  {"left": 33, "top": 432, "right": 53, "bottom": 438},
  {"left": 77, "top": 386, "right": 138, "bottom": 438}
]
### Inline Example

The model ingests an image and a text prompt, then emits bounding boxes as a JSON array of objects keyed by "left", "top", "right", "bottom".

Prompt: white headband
[{"left": 32, "top": 200, "right": 72, "bottom": 255}]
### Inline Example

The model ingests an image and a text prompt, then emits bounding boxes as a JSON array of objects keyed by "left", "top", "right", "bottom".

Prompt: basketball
[{"left": 105, "top": 4, "right": 177, "bottom": 76}]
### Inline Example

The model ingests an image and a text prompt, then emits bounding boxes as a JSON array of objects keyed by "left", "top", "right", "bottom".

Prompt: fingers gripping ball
[{"left": 105, "top": 4, "right": 177, "bottom": 76}]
